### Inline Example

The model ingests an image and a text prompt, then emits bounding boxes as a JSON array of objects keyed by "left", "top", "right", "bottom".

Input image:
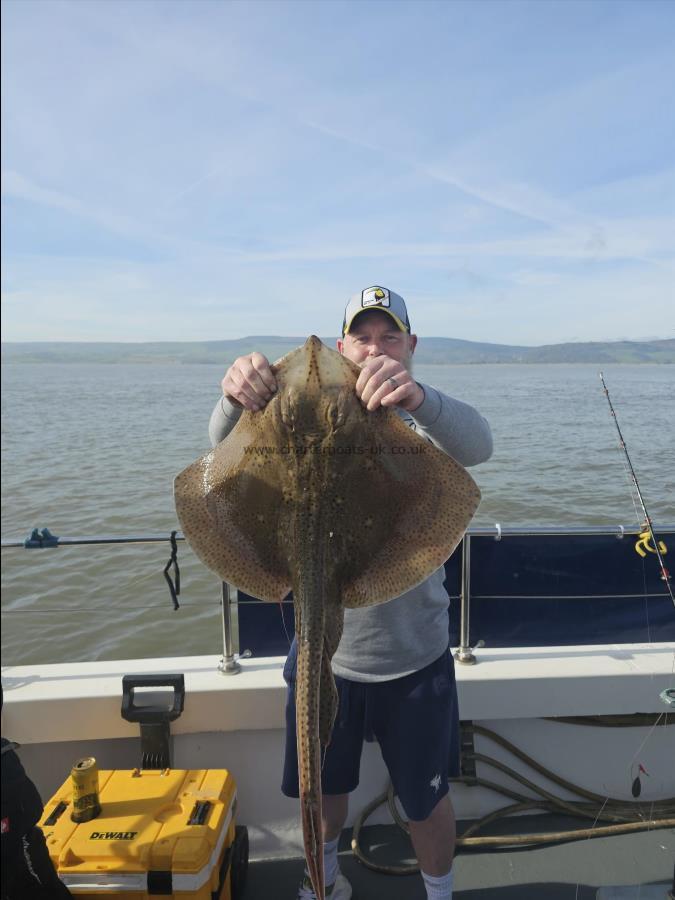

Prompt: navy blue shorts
[{"left": 281, "top": 644, "right": 460, "bottom": 821}]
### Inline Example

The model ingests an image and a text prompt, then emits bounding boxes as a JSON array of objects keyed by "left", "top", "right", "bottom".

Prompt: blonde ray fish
[{"left": 174, "top": 335, "right": 481, "bottom": 899}]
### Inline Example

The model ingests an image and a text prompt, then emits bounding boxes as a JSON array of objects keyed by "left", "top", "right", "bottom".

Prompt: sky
[{"left": 1, "top": 0, "right": 674, "bottom": 345}]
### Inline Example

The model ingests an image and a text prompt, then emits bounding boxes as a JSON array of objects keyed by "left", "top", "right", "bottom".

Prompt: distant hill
[{"left": 2, "top": 336, "right": 674, "bottom": 365}]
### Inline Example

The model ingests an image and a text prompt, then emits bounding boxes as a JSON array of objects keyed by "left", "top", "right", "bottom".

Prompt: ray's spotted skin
[{"left": 174, "top": 336, "right": 481, "bottom": 899}]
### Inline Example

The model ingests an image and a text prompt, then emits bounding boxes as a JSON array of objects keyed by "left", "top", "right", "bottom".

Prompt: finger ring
[{"left": 388, "top": 377, "right": 399, "bottom": 389}]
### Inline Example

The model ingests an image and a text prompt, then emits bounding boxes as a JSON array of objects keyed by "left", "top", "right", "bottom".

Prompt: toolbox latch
[
  {"left": 147, "top": 869, "right": 172, "bottom": 895},
  {"left": 187, "top": 800, "right": 212, "bottom": 826},
  {"left": 43, "top": 801, "right": 69, "bottom": 827}
]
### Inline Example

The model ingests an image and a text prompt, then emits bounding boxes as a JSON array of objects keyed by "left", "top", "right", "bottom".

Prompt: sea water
[{"left": 2, "top": 362, "right": 673, "bottom": 665}]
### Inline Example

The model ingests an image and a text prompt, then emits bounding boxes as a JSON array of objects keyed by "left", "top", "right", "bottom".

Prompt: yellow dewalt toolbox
[{"left": 39, "top": 767, "right": 248, "bottom": 899}]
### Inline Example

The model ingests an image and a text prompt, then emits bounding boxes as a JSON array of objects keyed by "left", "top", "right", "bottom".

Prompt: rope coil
[{"left": 351, "top": 722, "right": 675, "bottom": 873}]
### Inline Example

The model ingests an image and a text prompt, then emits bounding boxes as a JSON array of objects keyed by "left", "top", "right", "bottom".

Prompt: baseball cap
[{"left": 342, "top": 286, "right": 411, "bottom": 335}]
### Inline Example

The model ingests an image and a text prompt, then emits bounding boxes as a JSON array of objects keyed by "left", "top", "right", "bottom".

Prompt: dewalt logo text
[{"left": 89, "top": 831, "right": 138, "bottom": 840}]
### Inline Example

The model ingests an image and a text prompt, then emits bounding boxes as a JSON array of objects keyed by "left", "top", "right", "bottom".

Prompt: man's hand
[
  {"left": 356, "top": 356, "right": 425, "bottom": 412},
  {"left": 221, "top": 352, "right": 276, "bottom": 411}
]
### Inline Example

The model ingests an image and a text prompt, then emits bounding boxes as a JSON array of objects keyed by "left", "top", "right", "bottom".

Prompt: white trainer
[{"left": 297, "top": 871, "right": 352, "bottom": 899}]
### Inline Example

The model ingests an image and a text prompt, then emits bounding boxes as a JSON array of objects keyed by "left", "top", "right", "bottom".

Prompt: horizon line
[{"left": 2, "top": 335, "right": 674, "bottom": 349}]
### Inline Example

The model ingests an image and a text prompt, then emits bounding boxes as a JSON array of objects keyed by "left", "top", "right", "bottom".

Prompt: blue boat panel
[
  {"left": 469, "top": 594, "right": 674, "bottom": 646},
  {"left": 467, "top": 533, "right": 675, "bottom": 647},
  {"left": 238, "top": 595, "right": 294, "bottom": 658},
  {"left": 469, "top": 534, "right": 671, "bottom": 597},
  {"left": 236, "top": 532, "right": 675, "bottom": 657}
]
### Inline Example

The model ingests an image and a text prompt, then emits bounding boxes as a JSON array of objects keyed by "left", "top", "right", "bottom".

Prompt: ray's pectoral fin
[
  {"left": 174, "top": 412, "right": 292, "bottom": 602},
  {"left": 335, "top": 412, "right": 482, "bottom": 609}
]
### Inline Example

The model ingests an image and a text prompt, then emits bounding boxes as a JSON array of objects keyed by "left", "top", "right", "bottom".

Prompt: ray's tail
[{"left": 295, "top": 609, "right": 326, "bottom": 899}]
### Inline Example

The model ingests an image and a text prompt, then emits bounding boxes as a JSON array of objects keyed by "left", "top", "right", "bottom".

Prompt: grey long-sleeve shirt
[{"left": 208, "top": 382, "right": 492, "bottom": 681}]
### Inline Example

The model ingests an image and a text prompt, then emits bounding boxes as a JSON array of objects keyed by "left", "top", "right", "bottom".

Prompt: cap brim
[{"left": 343, "top": 308, "right": 408, "bottom": 334}]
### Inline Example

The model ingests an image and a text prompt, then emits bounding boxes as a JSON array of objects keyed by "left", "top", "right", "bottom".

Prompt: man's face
[{"left": 337, "top": 310, "right": 417, "bottom": 368}]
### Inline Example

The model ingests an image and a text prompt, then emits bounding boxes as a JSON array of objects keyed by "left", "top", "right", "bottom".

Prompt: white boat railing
[{"left": 2, "top": 523, "right": 674, "bottom": 669}]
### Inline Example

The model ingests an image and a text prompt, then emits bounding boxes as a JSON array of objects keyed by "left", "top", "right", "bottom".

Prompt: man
[{"left": 209, "top": 286, "right": 493, "bottom": 900}]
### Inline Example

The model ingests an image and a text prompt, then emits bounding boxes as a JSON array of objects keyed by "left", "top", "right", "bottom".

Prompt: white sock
[
  {"left": 422, "top": 867, "right": 453, "bottom": 900},
  {"left": 304, "top": 835, "right": 340, "bottom": 888},
  {"left": 323, "top": 835, "right": 340, "bottom": 885}
]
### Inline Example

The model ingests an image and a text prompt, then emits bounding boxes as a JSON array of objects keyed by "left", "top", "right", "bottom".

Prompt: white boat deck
[{"left": 2, "top": 642, "right": 674, "bottom": 895}]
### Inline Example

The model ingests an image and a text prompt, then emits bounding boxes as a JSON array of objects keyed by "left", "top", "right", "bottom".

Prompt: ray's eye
[
  {"left": 326, "top": 401, "right": 345, "bottom": 431},
  {"left": 328, "top": 389, "right": 351, "bottom": 430},
  {"left": 280, "top": 391, "right": 297, "bottom": 431}
]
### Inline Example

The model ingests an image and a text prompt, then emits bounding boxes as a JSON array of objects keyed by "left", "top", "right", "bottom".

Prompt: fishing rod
[{"left": 599, "top": 372, "right": 674, "bottom": 607}]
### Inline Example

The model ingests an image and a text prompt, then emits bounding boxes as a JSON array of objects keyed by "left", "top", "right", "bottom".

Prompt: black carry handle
[{"left": 121, "top": 674, "right": 185, "bottom": 724}]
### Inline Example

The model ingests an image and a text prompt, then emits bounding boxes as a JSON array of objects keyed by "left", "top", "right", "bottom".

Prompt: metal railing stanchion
[
  {"left": 454, "top": 536, "right": 477, "bottom": 665},
  {"left": 218, "top": 582, "right": 241, "bottom": 675}
]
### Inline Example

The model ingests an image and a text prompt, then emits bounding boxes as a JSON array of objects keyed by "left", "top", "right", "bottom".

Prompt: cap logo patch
[{"left": 362, "top": 286, "right": 390, "bottom": 309}]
